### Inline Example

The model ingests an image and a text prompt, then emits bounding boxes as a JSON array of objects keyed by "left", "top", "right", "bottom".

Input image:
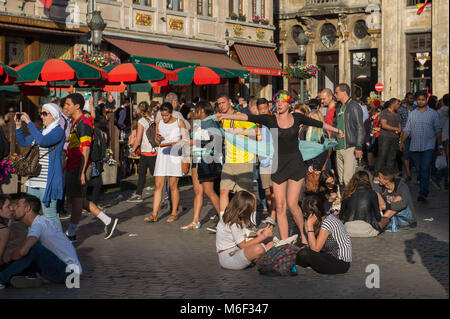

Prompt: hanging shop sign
[{"left": 415, "top": 52, "right": 431, "bottom": 71}]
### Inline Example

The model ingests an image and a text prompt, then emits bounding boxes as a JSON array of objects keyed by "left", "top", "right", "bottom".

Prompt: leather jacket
[
  {"left": 340, "top": 188, "right": 383, "bottom": 233},
  {"left": 333, "top": 99, "right": 365, "bottom": 151}
]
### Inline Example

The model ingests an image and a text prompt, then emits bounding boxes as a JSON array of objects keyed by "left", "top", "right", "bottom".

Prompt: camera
[{"left": 15, "top": 113, "right": 22, "bottom": 121}]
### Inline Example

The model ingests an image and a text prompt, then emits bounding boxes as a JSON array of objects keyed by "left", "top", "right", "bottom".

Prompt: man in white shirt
[{"left": 0, "top": 194, "right": 82, "bottom": 289}]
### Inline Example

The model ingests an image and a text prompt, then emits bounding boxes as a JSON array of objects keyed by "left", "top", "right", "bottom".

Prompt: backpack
[
  {"left": 91, "top": 127, "right": 107, "bottom": 163},
  {"left": 144, "top": 117, "right": 159, "bottom": 148},
  {"left": 256, "top": 244, "right": 301, "bottom": 276},
  {"left": 0, "top": 126, "right": 10, "bottom": 160}
]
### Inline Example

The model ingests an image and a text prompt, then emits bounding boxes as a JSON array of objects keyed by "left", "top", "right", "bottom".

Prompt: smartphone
[{"left": 15, "top": 113, "right": 22, "bottom": 121}]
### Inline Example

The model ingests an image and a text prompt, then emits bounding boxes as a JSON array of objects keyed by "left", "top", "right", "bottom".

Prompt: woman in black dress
[{"left": 215, "top": 90, "right": 343, "bottom": 244}]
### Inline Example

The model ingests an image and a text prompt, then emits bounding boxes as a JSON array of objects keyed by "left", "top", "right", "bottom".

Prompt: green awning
[{"left": 0, "top": 85, "right": 20, "bottom": 94}]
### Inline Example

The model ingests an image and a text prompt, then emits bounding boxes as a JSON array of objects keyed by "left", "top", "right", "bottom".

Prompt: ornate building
[
  {"left": 0, "top": 0, "right": 281, "bottom": 109},
  {"left": 276, "top": 0, "right": 449, "bottom": 100}
]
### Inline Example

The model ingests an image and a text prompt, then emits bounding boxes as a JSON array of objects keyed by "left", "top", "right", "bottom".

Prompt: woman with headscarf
[{"left": 15, "top": 103, "right": 65, "bottom": 230}]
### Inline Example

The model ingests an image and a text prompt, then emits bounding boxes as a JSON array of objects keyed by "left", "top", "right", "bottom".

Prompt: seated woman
[
  {"left": 340, "top": 171, "right": 389, "bottom": 237},
  {"left": 296, "top": 194, "right": 352, "bottom": 275},
  {"left": 0, "top": 195, "right": 12, "bottom": 269},
  {"left": 318, "top": 170, "right": 341, "bottom": 215},
  {"left": 216, "top": 191, "right": 274, "bottom": 270},
  {"left": 374, "top": 168, "right": 417, "bottom": 230}
]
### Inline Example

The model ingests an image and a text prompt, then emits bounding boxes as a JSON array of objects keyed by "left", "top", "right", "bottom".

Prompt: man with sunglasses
[{"left": 63, "top": 93, "right": 118, "bottom": 243}]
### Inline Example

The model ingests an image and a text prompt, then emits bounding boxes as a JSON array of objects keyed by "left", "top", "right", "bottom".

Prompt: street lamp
[
  {"left": 87, "top": 11, "right": 106, "bottom": 52},
  {"left": 294, "top": 31, "right": 309, "bottom": 103}
]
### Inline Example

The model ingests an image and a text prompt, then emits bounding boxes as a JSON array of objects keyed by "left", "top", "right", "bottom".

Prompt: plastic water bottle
[{"left": 391, "top": 218, "right": 398, "bottom": 233}]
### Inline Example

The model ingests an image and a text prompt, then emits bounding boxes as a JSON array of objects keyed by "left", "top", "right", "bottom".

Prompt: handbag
[
  {"left": 256, "top": 244, "right": 301, "bottom": 276},
  {"left": 14, "top": 143, "right": 58, "bottom": 177},
  {"left": 305, "top": 149, "right": 329, "bottom": 193}
]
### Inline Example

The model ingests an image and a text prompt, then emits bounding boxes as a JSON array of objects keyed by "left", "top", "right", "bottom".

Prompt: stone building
[
  {"left": 276, "top": 0, "right": 449, "bottom": 101},
  {"left": 0, "top": 0, "right": 281, "bottom": 115}
]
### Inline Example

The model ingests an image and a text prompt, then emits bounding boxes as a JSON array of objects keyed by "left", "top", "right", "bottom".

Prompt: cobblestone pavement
[{"left": 1, "top": 178, "right": 448, "bottom": 299}]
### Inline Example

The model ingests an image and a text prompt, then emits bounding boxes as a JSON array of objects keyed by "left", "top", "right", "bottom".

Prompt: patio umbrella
[
  {"left": 170, "top": 66, "right": 237, "bottom": 85},
  {"left": 103, "top": 63, "right": 165, "bottom": 82},
  {"left": 0, "top": 62, "right": 19, "bottom": 84},
  {"left": 14, "top": 59, "right": 108, "bottom": 83}
]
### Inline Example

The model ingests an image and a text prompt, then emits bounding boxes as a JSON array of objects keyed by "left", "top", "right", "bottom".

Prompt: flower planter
[
  {"left": 0, "top": 174, "right": 19, "bottom": 194},
  {"left": 101, "top": 163, "right": 118, "bottom": 185}
]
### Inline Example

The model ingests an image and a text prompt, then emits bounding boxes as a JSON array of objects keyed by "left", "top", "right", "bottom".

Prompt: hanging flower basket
[
  {"left": 76, "top": 50, "right": 121, "bottom": 68},
  {"left": 284, "top": 64, "right": 321, "bottom": 79},
  {"left": 0, "top": 154, "right": 19, "bottom": 194}
]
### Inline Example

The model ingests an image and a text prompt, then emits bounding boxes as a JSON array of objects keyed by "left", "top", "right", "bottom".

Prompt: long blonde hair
[{"left": 306, "top": 110, "right": 324, "bottom": 141}]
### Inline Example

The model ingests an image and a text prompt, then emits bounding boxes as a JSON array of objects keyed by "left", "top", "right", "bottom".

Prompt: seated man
[
  {"left": 0, "top": 195, "right": 12, "bottom": 271},
  {"left": 374, "top": 168, "right": 417, "bottom": 230},
  {"left": 0, "top": 194, "right": 82, "bottom": 289}
]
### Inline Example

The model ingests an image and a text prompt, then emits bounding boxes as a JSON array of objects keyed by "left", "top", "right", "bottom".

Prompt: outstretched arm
[{"left": 214, "top": 113, "right": 248, "bottom": 122}]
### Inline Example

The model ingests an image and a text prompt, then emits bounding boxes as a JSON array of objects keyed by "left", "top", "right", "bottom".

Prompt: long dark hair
[
  {"left": 317, "top": 170, "right": 338, "bottom": 197},
  {"left": 301, "top": 194, "right": 327, "bottom": 235},
  {"left": 222, "top": 191, "right": 256, "bottom": 228},
  {"left": 342, "top": 170, "right": 372, "bottom": 200}
]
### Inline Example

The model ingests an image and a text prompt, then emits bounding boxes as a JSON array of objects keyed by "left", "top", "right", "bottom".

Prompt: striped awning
[
  {"left": 104, "top": 37, "right": 197, "bottom": 70},
  {"left": 0, "top": 23, "right": 86, "bottom": 36},
  {"left": 234, "top": 44, "right": 281, "bottom": 76}
]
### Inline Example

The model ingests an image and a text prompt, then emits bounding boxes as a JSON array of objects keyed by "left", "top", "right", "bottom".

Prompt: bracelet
[{"left": 307, "top": 230, "right": 315, "bottom": 233}]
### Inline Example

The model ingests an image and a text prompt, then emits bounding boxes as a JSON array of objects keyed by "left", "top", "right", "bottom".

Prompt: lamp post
[
  {"left": 87, "top": 10, "right": 106, "bottom": 52},
  {"left": 294, "top": 32, "right": 309, "bottom": 104}
]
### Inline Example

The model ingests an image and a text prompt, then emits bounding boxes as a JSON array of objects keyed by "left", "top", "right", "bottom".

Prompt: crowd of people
[{"left": 0, "top": 82, "right": 448, "bottom": 288}]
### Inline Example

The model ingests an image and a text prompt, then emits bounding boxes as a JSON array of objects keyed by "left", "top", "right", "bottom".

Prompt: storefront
[
  {"left": 230, "top": 43, "right": 281, "bottom": 100},
  {"left": 103, "top": 36, "right": 248, "bottom": 103}
]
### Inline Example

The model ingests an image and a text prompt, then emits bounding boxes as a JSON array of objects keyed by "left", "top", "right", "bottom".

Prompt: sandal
[
  {"left": 144, "top": 215, "right": 158, "bottom": 223},
  {"left": 166, "top": 214, "right": 179, "bottom": 223},
  {"left": 180, "top": 222, "right": 200, "bottom": 230}
]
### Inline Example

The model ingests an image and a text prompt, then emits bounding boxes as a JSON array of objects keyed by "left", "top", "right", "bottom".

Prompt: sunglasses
[{"left": 40, "top": 111, "right": 50, "bottom": 117}]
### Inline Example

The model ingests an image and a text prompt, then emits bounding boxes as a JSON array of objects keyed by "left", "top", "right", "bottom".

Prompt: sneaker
[
  {"left": 127, "top": 194, "right": 143, "bottom": 203},
  {"left": 261, "top": 216, "right": 276, "bottom": 227},
  {"left": 58, "top": 210, "right": 71, "bottom": 221},
  {"left": 210, "top": 215, "right": 219, "bottom": 222},
  {"left": 65, "top": 231, "right": 78, "bottom": 245},
  {"left": 206, "top": 225, "right": 217, "bottom": 233},
  {"left": 273, "top": 234, "right": 298, "bottom": 247},
  {"left": 10, "top": 276, "right": 43, "bottom": 289},
  {"left": 104, "top": 218, "right": 119, "bottom": 239}
]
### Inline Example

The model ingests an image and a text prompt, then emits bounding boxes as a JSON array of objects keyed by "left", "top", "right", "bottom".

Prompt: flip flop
[{"left": 144, "top": 215, "right": 158, "bottom": 223}]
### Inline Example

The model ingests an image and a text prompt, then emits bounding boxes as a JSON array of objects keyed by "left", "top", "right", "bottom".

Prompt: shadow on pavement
[{"left": 404, "top": 232, "right": 449, "bottom": 297}]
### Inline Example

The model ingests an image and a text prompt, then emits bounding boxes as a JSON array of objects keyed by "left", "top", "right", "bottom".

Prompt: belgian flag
[{"left": 417, "top": 0, "right": 432, "bottom": 15}]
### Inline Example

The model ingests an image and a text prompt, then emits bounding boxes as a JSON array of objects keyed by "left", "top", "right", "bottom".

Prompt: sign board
[{"left": 375, "top": 83, "right": 384, "bottom": 92}]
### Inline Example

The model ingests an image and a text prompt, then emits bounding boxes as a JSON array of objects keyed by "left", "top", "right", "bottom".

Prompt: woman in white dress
[{"left": 145, "top": 102, "right": 188, "bottom": 223}]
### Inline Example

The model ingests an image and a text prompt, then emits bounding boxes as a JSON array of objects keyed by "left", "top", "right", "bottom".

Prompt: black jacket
[
  {"left": 340, "top": 188, "right": 383, "bottom": 233},
  {"left": 333, "top": 99, "right": 365, "bottom": 151}
]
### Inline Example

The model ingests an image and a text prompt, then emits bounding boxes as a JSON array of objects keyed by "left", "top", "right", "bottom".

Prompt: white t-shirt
[
  {"left": 28, "top": 215, "right": 82, "bottom": 274},
  {"left": 138, "top": 117, "right": 156, "bottom": 153},
  {"left": 216, "top": 212, "right": 246, "bottom": 253}
]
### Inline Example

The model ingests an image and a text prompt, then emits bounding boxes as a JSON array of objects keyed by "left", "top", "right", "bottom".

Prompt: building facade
[
  {"left": 0, "top": 0, "right": 282, "bottom": 112},
  {"left": 277, "top": 0, "right": 449, "bottom": 101}
]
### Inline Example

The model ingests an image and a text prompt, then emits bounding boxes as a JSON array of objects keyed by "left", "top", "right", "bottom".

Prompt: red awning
[{"left": 234, "top": 44, "right": 281, "bottom": 76}]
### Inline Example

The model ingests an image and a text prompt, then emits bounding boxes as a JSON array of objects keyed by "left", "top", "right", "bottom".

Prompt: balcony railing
[{"left": 305, "top": 0, "right": 342, "bottom": 4}]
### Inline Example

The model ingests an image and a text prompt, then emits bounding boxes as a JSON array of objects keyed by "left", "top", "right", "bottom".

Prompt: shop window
[
  {"left": 198, "top": 0, "right": 213, "bottom": 16},
  {"left": 40, "top": 42, "right": 72, "bottom": 60},
  {"left": 133, "top": 0, "right": 152, "bottom": 6},
  {"left": 406, "top": 33, "right": 432, "bottom": 93},
  {"left": 5, "top": 38, "right": 25, "bottom": 66},
  {"left": 167, "top": 0, "right": 183, "bottom": 11}
]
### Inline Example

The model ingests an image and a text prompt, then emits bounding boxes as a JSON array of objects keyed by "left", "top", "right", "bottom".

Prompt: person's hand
[
  {"left": 306, "top": 214, "right": 317, "bottom": 229},
  {"left": 257, "top": 225, "right": 273, "bottom": 239},
  {"left": 213, "top": 113, "right": 225, "bottom": 121},
  {"left": 156, "top": 133, "right": 163, "bottom": 142},
  {"left": 308, "top": 165, "right": 314, "bottom": 173},
  {"left": 80, "top": 172, "right": 86, "bottom": 186},
  {"left": 131, "top": 150, "right": 136, "bottom": 157},
  {"left": 337, "top": 129, "right": 344, "bottom": 139},
  {"left": 355, "top": 150, "right": 363, "bottom": 160},
  {"left": 436, "top": 147, "right": 442, "bottom": 156},
  {"left": 399, "top": 142, "right": 405, "bottom": 151},
  {"left": 20, "top": 112, "right": 31, "bottom": 124}
]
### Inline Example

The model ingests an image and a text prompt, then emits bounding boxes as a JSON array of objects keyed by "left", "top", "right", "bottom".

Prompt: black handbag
[{"left": 197, "top": 159, "right": 222, "bottom": 182}]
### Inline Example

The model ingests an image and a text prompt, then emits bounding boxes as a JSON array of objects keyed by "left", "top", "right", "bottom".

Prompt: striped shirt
[
  {"left": 321, "top": 214, "right": 352, "bottom": 262},
  {"left": 403, "top": 107, "right": 442, "bottom": 152},
  {"left": 26, "top": 146, "right": 49, "bottom": 189}
]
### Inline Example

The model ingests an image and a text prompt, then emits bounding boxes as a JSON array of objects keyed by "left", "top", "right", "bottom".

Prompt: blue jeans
[
  {"left": 254, "top": 165, "right": 266, "bottom": 208},
  {"left": 409, "top": 149, "right": 434, "bottom": 197},
  {"left": 0, "top": 243, "right": 68, "bottom": 285},
  {"left": 386, "top": 206, "right": 414, "bottom": 229},
  {"left": 27, "top": 187, "right": 63, "bottom": 231}
]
